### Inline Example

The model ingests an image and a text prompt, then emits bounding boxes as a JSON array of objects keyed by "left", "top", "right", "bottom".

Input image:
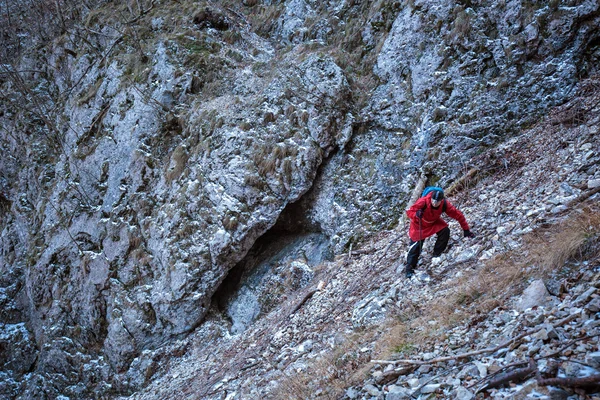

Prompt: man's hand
[
  {"left": 416, "top": 210, "right": 424, "bottom": 219},
  {"left": 464, "top": 230, "right": 475, "bottom": 238}
]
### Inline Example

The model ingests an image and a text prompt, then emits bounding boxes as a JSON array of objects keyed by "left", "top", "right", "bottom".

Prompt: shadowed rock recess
[{"left": 0, "top": 0, "right": 599, "bottom": 399}]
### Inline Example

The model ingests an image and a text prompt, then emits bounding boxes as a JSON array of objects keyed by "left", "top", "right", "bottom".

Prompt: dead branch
[
  {"left": 468, "top": 360, "right": 530, "bottom": 389},
  {"left": 351, "top": 248, "right": 376, "bottom": 256},
  {"left": 566, "top": 186, "right": 600, "bottom": 208},
  {"left": 409, "top": 172, "right": 428, "bottom": 206},
  {"left": 479, "top": 359, "right": 536, "bottom": 392},
  {"left": 469, "top": 332, "right": 600, "bottom": 391},
  {"left": 374, "top": 366, "right": 415, "bottom": 385},
  {"left": 537, "top": 374, "right": 600, "bottom": 389},
  {"left": 290, "top": 281, "right": 325, "bottom": 315},
  {"left": 290, "top": 288, "right": 318, "bottom": 315}
]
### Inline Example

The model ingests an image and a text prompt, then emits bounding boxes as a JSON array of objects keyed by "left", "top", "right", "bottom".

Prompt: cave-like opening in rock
[{"left": 212, "top": 199, "right": 332, "bottom": 334}]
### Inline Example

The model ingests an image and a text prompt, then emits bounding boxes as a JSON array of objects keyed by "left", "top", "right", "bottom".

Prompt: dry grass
[{"left": 165, "top": 145, "right": 189, "bottom": 183}]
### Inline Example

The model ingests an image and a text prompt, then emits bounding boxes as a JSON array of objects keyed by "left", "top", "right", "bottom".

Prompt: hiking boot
[
  {"left": 431, "top": 256, "right": 442, "bottom": 267},
  {"left": 405, "top": 265, "right": 415, "bottom": 278}
]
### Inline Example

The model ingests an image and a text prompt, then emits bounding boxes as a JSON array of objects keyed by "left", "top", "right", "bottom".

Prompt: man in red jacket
[{"left": 405, "top": 190, "right": 474, "bottom": 278}]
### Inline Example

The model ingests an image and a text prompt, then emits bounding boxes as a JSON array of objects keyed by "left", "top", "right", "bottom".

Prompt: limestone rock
[{"left": 517, "top": 280, "right": 551, "bottom": 311}]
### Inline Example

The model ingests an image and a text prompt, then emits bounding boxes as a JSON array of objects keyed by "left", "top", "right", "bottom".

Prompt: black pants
[{"left": 406, "top": 227, "right": 450, "bottom": 268}]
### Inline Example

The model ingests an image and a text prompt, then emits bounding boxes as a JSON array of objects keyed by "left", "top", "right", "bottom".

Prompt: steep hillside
[
  {"left": 124, "top": 77, "right": 600, "bottom": 399},
  {"left": 0, "top": 0, "right": 599, "bottom": 399}
]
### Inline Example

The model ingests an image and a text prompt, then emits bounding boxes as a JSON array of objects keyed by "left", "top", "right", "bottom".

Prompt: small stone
[
  {"left": 364, "top": 384, "right": 381, "bottom": 396},
  {"left": 457, "top": 364, "right": 479, "bottom": 379},
  {"left": 455, "top": 386, "right": 475, "bottom": 400},
  {"left": 527, "top": 345, "right": 541, "bottom": 356},
  {"left": 518, "top": 280, "right": 551, "bottom": 311},
  {"left": 417, "top": 364, "right": 432, "bottom": 374},
  {"left": 589, "top": 179, "right": 600, "bottom": 189},
  {"left": 575, "top": 287, "right": 597, "bottom": 305},
  {"left": 297, "top": 340, "right": 313, "bottom": 353},
  {"left": 586, "top": 352, "right": 600, "bottom": 368},
  {"left": 346, "top": 387, "right": 359, "bottom": 399},
  {"left": 585, "top": 297, "right": 600, "bottom": 313},
  {"left": 532, "top": 328, "right": 548, "bottom": 341},
  {"left": 407, "top": 378, "right": 420, "bottom": 388},
  {"left": 581, "top": 143, "right": 593, "bottom": 151},
  {"left": 551, "top": 205, "right": 568, "bottom": 214},
  {"left": 420, "top": 384, "right": 441, "bottom": 394},
  {"left": 473, "top": 361, "right": 487, "bottom": 378},
  {"left": 385, "top": 385, "right": 411, "bottom": 399}
]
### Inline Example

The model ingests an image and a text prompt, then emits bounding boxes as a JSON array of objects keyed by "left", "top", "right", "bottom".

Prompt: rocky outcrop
[
  {"left": 276, "top": 0, "right": 600, "bottom": 252},
  {"left": 1, "top": 3, "right": 352, "bottom": 396}
]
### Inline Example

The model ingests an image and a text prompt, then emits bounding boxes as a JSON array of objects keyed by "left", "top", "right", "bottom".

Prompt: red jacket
[{"left": 406, "top": 193, "right": 470, "bottom": 242}]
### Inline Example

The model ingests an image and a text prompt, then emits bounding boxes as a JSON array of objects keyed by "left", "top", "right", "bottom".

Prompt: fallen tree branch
[
  {"left": 471, "top": 331, "right": 600, "bottom": 390},
  {"left": 537, "top": 374, "right": 600, "bottom": 389},
  {"left": 289, "top": 281, "right": 325, "bottom": 315},
  {"left": 468, "top": 360, "right": 529, "bottom": 390},
  {"left": 566, "top": 186, "right": 600, "bottom": 208},
  {"left": 478, "top": 359, "right": 536, "bottom": 392},
  {"left": 374, "top": 366, "right": 415, "bottom": 385}
]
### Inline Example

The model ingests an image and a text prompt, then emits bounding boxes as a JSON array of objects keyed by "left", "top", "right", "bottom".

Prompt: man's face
[{"left": 431, "top": 198, "right": 442, "bottom": 208}]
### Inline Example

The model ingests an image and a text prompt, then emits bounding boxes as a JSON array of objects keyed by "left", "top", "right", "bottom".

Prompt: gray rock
[
  {"left": 457, "top": 364, "right": 479, "bottom": 380},
  {"left": 364, "top": 383, "right": 381, "bottom": 396},
  {"left": 585, "top": 297, "right": 600, "bottom": 313},
  {"left": 385, "top": 385, "right": 411, "bottom": 400},
  {"left": 352, "top": 293, "right": 387, "bottom": 328},
  {"left": 575, "top": 288, "right": 598, "bottom": 305},
  {"left": 346, "top": 387, "right": 359, "bottom": 399},
  {"left": 586, "top": 352, "right": 600, "bottom": 368},
  {"left": 454, "top": 386, "right": 475, "bottom": 400},
  {"left": 420, "top": 384, "right": 441, "bottom": 394},
  {"left": 532, "top": 328, "right": 548, "bottom": 341},
  {"left": 517, "top": 280, "right": 551, "bottom": 311}
]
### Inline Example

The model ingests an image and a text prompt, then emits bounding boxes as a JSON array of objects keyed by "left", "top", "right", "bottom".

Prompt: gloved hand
[
  {"left": 464, "top": 230, "right": 475, "bottom": 238},
  {"left": 416, "top": 209, "right": 424, "bottom": 219}
]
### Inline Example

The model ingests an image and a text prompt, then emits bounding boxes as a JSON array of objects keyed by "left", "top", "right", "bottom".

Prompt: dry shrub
[{"left": 165, "top": 145, "right": 189, "bottom": 183}]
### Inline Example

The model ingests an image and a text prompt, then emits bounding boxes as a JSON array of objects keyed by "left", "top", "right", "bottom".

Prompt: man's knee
[{"left": 437, "top": 227, "right": 450, "bottom": 241}]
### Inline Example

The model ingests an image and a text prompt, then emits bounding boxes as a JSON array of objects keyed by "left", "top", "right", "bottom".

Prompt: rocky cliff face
[{"left": 0, "top": 0, "right": 599, "bottom": 398}]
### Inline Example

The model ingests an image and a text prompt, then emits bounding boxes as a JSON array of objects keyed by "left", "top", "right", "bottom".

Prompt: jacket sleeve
[
  {"left": 444, "top": 201, "right": 470, "bottom": 231},
  {"left": 406, "top": 196, "right": 428, "bottom": 222}
]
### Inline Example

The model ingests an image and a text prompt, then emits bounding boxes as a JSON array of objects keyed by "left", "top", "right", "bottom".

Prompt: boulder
[{"left": 517, "top": 280, "right": 551, "bottom": 311}]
